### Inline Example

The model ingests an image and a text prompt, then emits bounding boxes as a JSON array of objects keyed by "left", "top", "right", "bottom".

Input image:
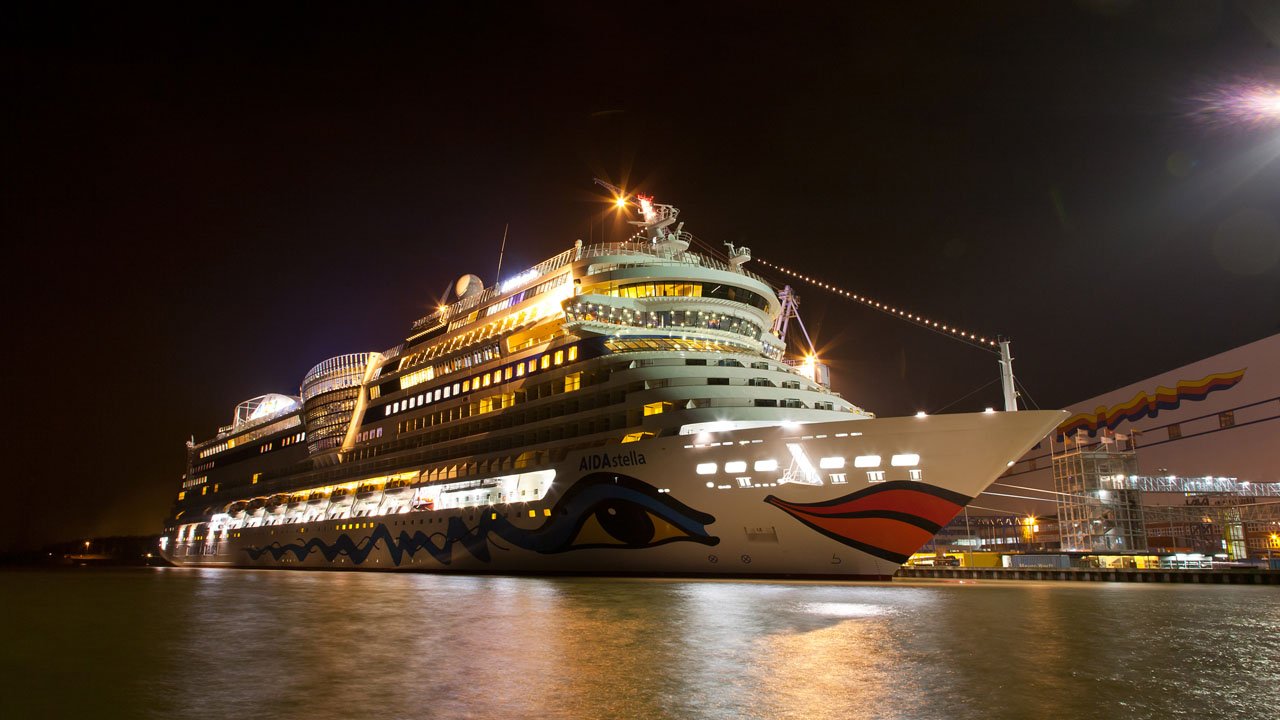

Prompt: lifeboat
[{"left": 382, "top": 479, "right": 413, "bottom": 497}]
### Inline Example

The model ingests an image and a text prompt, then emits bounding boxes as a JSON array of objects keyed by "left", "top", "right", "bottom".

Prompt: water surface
[{"left": 2, "top": 568, "right": 1277, "bottom": 719}]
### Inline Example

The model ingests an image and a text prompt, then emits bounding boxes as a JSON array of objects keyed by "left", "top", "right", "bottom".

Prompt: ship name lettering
[{"left": 579, "top": 450, "right": 647, "bottom": 471}]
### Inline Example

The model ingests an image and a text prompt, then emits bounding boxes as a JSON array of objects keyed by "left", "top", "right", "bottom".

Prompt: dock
[{"left": 897, "top": 566, "right": 1280, "bottom": 584}]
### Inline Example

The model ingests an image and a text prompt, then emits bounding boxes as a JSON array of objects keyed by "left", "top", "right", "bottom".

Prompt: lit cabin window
[
  {"left": 434, "top": 388, "right": 442, "bottom": 401},
  {"left": 541, "top": 355, "right": 550, "bottom": 370},
  {"left": 528, "top": 359, "right": 537, "bottom": 373},
  {"left": 393, "top": 402, "right": 400, "bottom": 413},
  {"left": 554, "top": 350, "right": 564, "bottom": 365},
  {"left": 483, "top": 375, "right": 491, "bottom": 387},
  {"left": 854, "top": 455, "right": 881, "bottom": 468},
  {"left": 754, "top": 459, "right": 778, "bottom": 472},
  {"left": 505, "top": 367, "right": 513, "bottom": 380},
  {"left": 385, "top": 406, "right": 392, "bottom": 416},
  {"left": 725, "top": 461, "right": 747, "bottom": 473},
  {"left": 891, "top": 454, "right": 920, "bottom": 467},
  {"left": 463, "top": 380, "right": 471, "bottom": 392},
  {"left": 819, "top": 457, "right": 845, "bottom": 469},
  {"left": 696, "top": 463, "right": 717, "bottom": 475},
  {"left": 516, "top": 365, "right": 525, "bottom": 377},
  {"left": 643, "top": 401, "right": 672, "bottom": 416},
  {"left": 528, "top": 510, "right": 536, "bottom": 518},
  {"left": 564, "top": 372, "right": 582, "bottom": 392},
  {"left": 452, "top": 383, "right": 460, "bottom": 395},
  {"left": 568, "top": 346, "right": 578, "bottom": 361}
]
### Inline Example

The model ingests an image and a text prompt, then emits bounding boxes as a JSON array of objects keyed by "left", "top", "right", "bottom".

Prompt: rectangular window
[
  {"left": 541, "top": 355, "right": 550, "bottom": 370},
  {"left": 908, "top": 468, "right": 923, "bottom": 481},
  {"left": 867, "top": 471, "right": 886, "bottom": 482},
  {"left": 564, "top": 372, "right": 582, "bottom": 392},
  {"left": 516, "top": 364, "right": 525, "bottom": 377},
  {"left": 505, "top": 367, "right": 513, "bottom": 380},
  {"left": 463, "top": 380, "right": 471, "bottom": 392},
  {"left": 708, "top": 378, "right": 730, "bottom": 385},
  {"left": 819, "top": 457, "right": 845, "bottom": 469},
  {"left": 568, "top": 346, "right": 578, "bottom": 361},
  {"left": 554, "top": 350, "right": 564, "bottom": 365},
  {"left": 1168, "top": 424, "right": 1182, "bottom": 440},
  {"left": 1219, "top": 411, "right": 1235, "bottom": 429},
  {"left": 725, "top": 461, "right": 747, "bottom": 473},
  {"left": 696, "top": 463, "right": 717, "bottom": 475}
]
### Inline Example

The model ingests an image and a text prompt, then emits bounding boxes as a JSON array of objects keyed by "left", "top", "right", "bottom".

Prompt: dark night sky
[{"left": 4, "top": 2, "right": 1278, "bottom": 550}]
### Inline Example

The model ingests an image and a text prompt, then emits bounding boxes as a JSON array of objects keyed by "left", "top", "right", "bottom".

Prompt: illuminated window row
[
  {"left": 355, "top": 427, "right": 383, "bottom": 443},
  {"left": 604, "top": 337, "right": 757, "bottom": 355},
  {"left": 197, "top": 417, "right": 304, "bottom": 459},
  {"left": 565, "top": 304, "right": 763, "bottom": 340},
  {"left": 383, "top": 345, "right": 580, "bottom": 418},
  {"left": 695, "top": 454, "right": 920, "bottom": 475},
  {"left": 596, "top": 281, "right": 771, "bottom": 312}
]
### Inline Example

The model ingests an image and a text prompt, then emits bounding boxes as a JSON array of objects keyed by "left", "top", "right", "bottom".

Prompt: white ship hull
[{"left": 163, "top": 410, "right": 1064, "bottom": 579}]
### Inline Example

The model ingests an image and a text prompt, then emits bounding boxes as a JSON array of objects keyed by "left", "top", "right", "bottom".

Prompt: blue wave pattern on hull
[{"left": 242, "top": 472, "right": 719, "bottom": 566}]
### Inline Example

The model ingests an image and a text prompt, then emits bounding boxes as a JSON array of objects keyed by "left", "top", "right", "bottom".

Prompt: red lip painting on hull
[{"left": 764, "top": 481, "right": 970, "bottom": 564}]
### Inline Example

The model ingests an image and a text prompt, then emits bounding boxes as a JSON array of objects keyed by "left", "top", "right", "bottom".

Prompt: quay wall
[{"left": 897, "top": 567, "right": 1280, "bottom": 584}]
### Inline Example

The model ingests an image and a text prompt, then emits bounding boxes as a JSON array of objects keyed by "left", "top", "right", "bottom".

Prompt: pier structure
[{"left": 1048, "top": 433, "right": 1280, "bottom": 560}]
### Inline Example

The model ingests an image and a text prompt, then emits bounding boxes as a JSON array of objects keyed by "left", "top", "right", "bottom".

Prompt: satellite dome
[{"left": 455, "top": 274, "right": 485, "bottom": 299}]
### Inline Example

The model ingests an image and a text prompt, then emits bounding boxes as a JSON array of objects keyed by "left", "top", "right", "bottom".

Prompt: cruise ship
[{"left": 159, "top": 193, "right": 1064, "bottom": 579}]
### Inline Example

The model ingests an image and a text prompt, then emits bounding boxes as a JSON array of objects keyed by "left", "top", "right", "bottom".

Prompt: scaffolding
[
  {"left": 1052, "top": 446, "right": 1147, "bottom": 553},
  {"left": 1049, "top": 436, "right": 1280, "bottom": 559}
]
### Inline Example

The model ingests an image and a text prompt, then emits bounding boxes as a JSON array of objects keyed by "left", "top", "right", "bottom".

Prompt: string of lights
[{"left": 755, "top": 257, "right": 1001, "bottom": 353}]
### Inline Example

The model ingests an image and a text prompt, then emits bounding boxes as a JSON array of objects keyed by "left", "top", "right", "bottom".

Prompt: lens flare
[{"left": 1194, "top": 80, "right": 1280, "bottom": 128}]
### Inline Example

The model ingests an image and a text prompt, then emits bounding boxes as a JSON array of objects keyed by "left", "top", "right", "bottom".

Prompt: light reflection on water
[{"left": 2, "top": 569, "right": 1278, "bottom": 719}]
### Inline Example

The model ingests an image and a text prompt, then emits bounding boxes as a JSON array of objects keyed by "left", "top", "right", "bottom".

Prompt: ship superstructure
[{"left": 161, "top": 193, "right": 1063, "bottom": 578}]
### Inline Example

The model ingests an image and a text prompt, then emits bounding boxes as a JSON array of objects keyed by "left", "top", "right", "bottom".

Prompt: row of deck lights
[{"left": 756, "top": 258, "right": 999, "bottom": 348}]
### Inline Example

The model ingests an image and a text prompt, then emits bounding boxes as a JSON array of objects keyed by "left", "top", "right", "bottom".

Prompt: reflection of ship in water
[{"left": 159, "top": 191, "right": 1062, "bottom": 578}]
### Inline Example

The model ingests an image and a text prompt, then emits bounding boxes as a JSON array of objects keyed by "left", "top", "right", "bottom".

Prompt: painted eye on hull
[
  {"left": 567, "top": 499, "right": 706, "bottom": 549},
  {"left": 505, "top": 472, "right": 719, "bottom": 553}
]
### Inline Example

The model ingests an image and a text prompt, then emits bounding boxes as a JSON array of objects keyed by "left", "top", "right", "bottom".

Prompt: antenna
[{"left": 495, "top": 223, "right": 509, "bottom": 282}]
